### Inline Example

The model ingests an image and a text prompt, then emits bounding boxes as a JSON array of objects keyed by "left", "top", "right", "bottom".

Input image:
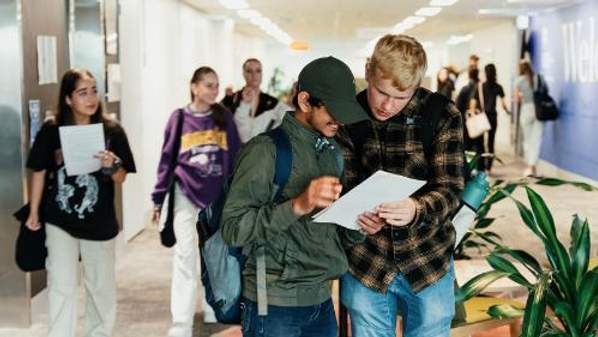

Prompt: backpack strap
[
  {"left": 254, "top": 127, "right": 293, "bottom": 317},
  {"left": 419, "top": 92, "right": 448, "bottom": 160},
  {"left": 266, "top": 127, "right": 293, "bottom": 202},
  {"left": 420, "top": 92, "right": 470, "bottom": 180}
]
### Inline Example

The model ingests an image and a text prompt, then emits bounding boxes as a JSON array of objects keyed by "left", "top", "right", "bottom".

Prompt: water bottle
[{"left": 452, "top": 171, "right": 490, "bottom": 246}]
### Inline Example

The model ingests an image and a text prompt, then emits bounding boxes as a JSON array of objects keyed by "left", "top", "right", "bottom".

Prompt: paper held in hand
[
  {"left": 312, "top": 170, "right": 426, "bottom": 230},
  {"left": 58, "top": 123, "right": 105, "bottom": 176}
]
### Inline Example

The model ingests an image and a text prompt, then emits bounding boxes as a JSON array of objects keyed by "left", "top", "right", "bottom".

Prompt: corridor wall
[
  {"left": 119, "top": 0, "right": 266, "bottom": 240},
  {"left": 530, "top": 0, "right": 598, "bottom": 182}
]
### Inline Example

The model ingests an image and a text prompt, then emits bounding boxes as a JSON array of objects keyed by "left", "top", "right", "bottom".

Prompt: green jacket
[{"left": 221, "top": 112, "right": 365, "bottom": 307}]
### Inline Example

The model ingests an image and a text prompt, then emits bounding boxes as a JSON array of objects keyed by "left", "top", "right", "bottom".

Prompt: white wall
[
  {"left": 119, "top": 0, "right": 267, "bottom": 240},
  {"left": 260, "top": 39, "right": 369, "bottom": 94}
]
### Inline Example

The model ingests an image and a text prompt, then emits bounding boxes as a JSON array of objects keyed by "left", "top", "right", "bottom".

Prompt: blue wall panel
[{"left": 531, "top": 0, "right": 598, "bottom": 180}]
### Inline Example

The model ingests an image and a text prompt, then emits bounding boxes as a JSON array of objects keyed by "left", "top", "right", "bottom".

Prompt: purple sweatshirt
[{"left": 152, "top": 106, "right": 241, "bottom": 209}]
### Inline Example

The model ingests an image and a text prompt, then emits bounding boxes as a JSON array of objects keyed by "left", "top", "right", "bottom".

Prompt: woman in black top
[
  {"left": 482, "top": 64, "right": 510, "bottom": 173},
  {"left": 26, "top": 69, "right": 136, "bottom": 337}
]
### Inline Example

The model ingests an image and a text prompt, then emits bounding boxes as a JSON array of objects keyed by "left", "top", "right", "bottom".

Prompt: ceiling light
[
  {"left": 416, "top": 7, "right": 442, "bottom": 16},
  {"left": 218, "top": 0, "right": 248, "bottom": 10},
  {"left": 290, "top": 41, "right": 309, "bottom": 51},
  {"left": 393, "top": 22, "right": 415, "bottom": 33},
  {"left": 403, "top": 16, "right": 426, "bottom": 25},
  {"left": 430, "top": 0, "right": 458, "bottom": 6},
  {"left": 237, "top": 9, "right": 261, "bottom": 19},
  {"left": 446, "top": 34, "right": 473, "bottom": 45}
]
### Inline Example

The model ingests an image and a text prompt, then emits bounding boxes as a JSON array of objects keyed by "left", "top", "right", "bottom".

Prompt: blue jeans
[
  {"left": 241, "top": 298, "right": 337, "bottom": 337},
  {"left": 341, "top": 262, "right": 455, "bottom": 337}
]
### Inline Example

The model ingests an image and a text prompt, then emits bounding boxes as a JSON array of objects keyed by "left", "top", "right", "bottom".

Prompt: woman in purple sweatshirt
[{"left": 151, "top": 66, "right": 240, "bottom": 337}]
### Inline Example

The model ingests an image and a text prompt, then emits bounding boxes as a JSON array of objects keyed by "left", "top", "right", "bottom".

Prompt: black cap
[{"left": 297, "top": 56, "right": 368, "bottom": 124}]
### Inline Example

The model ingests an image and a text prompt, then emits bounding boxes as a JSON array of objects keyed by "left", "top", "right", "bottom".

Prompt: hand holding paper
[
  {"left": 59, "top": 124, "right": 105, "bottom": 176},
  {"left": 312, "top": 170, "right": 426, "bottom": 231}
]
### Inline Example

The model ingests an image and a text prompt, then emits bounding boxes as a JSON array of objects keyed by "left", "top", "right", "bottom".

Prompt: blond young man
[{"left": 337, "top": 34, "right": 465, "bottom": 337}]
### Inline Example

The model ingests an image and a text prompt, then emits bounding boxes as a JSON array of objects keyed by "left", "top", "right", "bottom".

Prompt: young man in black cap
[{"left": 221, "top": 56, "right": 384, "bottom": 337}]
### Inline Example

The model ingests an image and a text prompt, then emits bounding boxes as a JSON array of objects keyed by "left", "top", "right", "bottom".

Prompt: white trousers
[
  {"left": 45, "top": 224, "right": 116, "bottom": 337},
  {"left": 520, "top": 102, "right": 544, "bottom": 166},
  {"left": 170, "top": 184, "right": 213, "bottom": 328}
]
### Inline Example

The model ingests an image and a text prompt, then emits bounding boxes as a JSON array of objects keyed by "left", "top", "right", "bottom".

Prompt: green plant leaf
[
  {"left": 526, "top": 187, "right": 557, "bottom": 238},
  {"left": 455, "top": 270, "right": 511, "bottom": 303},
  {"left": 472, "top": 230, "right": 502, "bottom": 247},
  {"left": 521, "top": 274, "right": 551, "bottom": 337},
  {"left": 526, "top": 187, "right": 573, "bottom": 295},
  {"left": 475, "top": 218, "right": 495, "bottom": 229},
  {"left": 571, "top": 218, "right": 590, "bottom": 289},
  {"left": 569, "top": 214, "right": 583, "bottom": 257},
  {"left": 513, "top": 197, "right": 544, "bottom": 239},
  {"left": 571, "top": 182, "right": 598, "bottom": 192},
  {"left": 577, "top": 270, "right": 598, "bottom": 330},
  {"left": 494, "top": 246, "right": 543, "bottom": 276},
  {"left": 554, "top": 301, "right": 579, "bottom": 336},
  {"left": 533, "top": 178, "right": 598, "bottom": 192},
  {"left": 487, "top": 304, "right": 524, "bottom": 319},
  {"left": 534, "top": 178, "right": 568, "bottom": 187},
  {"left": 487, "top": 253, "right": 533, "bottom": 288},
  {"left": 487, "top": 184, "right": 518, "bottom": 205}
]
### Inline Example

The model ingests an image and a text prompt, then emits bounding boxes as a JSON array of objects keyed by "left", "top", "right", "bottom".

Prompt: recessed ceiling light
[
  {"left": 404, "top": 16, "right": 426, "bottom": 25},
  {"left": 218, "top": 0, "right": 248, "bottom": 10},
  {"left": 430, "top": 0, "right": 458, "bottom": 6},
  {"left": 237, "top": 9, "right": 261, "bottom": 19},
  {"left": 416, "top": 7, "right": 442, "bottom": 16}
]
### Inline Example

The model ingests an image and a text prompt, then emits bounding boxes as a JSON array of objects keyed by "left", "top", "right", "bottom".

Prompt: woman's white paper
[
  {"left": 58, "top": 124, "right": 105, "bottom": 176},
  {"left": 313, "top": 170, "right": 426, "bottom": 230}
]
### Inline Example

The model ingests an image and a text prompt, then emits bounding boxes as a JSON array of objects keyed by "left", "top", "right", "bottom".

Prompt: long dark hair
[
  {"left": 56, "top": 69, "right": 105, "bottom": 126},
  {"left": 519, "top": 60, "right": 534, "bottom": 87},
  {"left": 468, "top": 67, "right": 479, "bottom": 83},
  {"left": 190, "top": 66, "right": 226, "bottom": 129},
  {"left": 484, "top": 63, "right": 497, "bottom": 84}
]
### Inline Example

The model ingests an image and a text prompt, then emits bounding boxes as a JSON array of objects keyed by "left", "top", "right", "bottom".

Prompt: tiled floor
[{"left": 1, "top": 150, "right": 596, "bottom": 337}]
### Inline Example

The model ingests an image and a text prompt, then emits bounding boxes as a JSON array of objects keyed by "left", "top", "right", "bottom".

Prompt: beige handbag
[{"left": 465, "top": 83, "right": 491, "bottom": 139}]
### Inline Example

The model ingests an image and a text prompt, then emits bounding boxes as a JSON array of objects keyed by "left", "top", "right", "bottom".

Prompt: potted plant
[{"left": 456, "top": 184, "right": 598, "bottom": 337}]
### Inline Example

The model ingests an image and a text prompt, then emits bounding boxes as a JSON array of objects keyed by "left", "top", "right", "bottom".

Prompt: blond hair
[{"left": 369, "top": 34, "right": 427, "bottom": 90}]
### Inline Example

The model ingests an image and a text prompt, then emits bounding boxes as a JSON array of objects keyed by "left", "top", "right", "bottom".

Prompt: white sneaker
[
  {"left": 203, "top": 308, "right": 218, "bottom": 324},
  {"left": 167, "top": 324, "right": 192, "bottom": 337}
]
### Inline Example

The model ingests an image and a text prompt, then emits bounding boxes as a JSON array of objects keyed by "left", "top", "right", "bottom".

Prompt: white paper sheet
[
  {"left": 313, "top": 170, "right": 426, "bottom": 230},
  {"left": 58, "top": 124, "right": 105, "bottom": 176},
  {"left": 37, "top": 35, "right": 58, "bottom": 85}
]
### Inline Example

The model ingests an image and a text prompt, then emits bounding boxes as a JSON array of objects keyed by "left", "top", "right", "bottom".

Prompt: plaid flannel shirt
[{"left": 337, "top": 88, "right": 465, "bottom": 293}]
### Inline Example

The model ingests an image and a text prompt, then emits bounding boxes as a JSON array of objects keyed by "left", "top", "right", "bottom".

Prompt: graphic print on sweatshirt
[
  {"left": 55, "top": 166, "right": 99, "bottom": 219},
  {"left": 181, "top": 129, "right": 228, "bottom": 178}
]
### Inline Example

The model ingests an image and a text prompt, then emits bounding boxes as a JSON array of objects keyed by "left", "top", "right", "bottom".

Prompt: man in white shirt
[{"left": 222, "top": 58, "right": 288, "bottom": 142}]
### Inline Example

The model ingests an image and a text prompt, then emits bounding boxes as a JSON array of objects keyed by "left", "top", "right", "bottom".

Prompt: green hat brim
[{"left": 323, "top": 97, "right": 369, "bottom": 125}]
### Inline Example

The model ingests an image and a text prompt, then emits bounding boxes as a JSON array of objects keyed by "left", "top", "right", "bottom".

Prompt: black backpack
[{"left": 534, "top": 75, "right": 559, "bottom": 121}]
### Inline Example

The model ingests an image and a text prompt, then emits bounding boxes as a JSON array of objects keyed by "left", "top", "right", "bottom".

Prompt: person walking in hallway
[
  {"left": 482, "top": 63, "right": 510, "bottom": 174},
  {"left": 337, "top": 34, "right": 465, "bottom": 337},
  {"left": 151, "top": 67, "right": 241, "bottom": 337},
  {"left": 221, "top": 58, "right": 289, "bottom": 143},
  {"left": 456, "top": 67, "right": 485, "bottom": 169},
  {"left": 26, "top": 68, "right": 136, "bottom": 337},
  {"left": 514, "top": 60, "right": 544, "bottom": 177},
  {"left": 436, "top": 67, "right": 455, "bottom": 100}
]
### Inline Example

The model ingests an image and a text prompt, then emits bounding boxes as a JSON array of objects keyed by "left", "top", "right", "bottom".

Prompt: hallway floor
[{"left": 1, "top": 150, "right": 597, "bottom": 337}]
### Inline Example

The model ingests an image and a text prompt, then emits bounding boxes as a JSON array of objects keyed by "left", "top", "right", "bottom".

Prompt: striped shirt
[{"left": 337, "top": 88, "right": 465, "bottom": 293}]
